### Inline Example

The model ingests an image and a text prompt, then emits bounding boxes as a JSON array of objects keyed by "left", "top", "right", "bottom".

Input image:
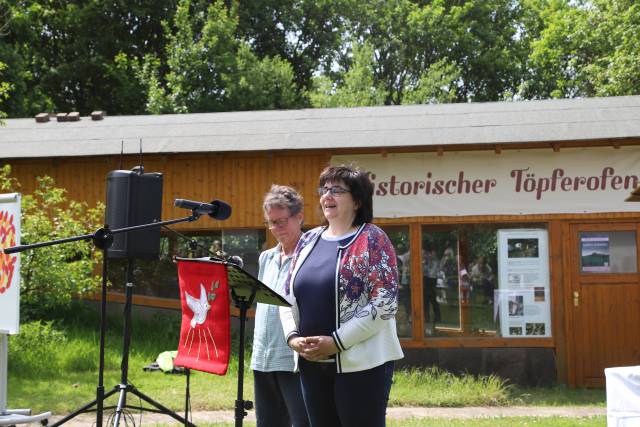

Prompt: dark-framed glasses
[
  {"left": 264, "top": 216, "right": 292, "bottom": 229},
  {"left": 317, "top": 186, "right": 350, "bottom": 196}
]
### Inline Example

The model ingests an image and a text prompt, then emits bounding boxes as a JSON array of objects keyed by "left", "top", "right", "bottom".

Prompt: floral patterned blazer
[{"left": 280, "top": 223, "right": 404, "bottom": 373}]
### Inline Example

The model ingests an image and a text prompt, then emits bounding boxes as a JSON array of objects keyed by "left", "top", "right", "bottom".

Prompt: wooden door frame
[{"left": 564, "top": 221, "right": 640, "bottom": 387}]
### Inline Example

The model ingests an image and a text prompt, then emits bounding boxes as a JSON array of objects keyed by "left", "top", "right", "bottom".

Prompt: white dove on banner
[
  {"left": 185, "top": 284, "right": 210, "bottom": 328},
  {"left": 183, "top": 282, "right": 219, "bottom": 360}
]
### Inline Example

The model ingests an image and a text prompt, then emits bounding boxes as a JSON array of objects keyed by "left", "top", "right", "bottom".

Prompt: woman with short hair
[
  {"left": 281, "top": 165, "right": 403, "bottom": 427},
  {"left": 251, "top": 184, "right": 309, "bottom": 427}
]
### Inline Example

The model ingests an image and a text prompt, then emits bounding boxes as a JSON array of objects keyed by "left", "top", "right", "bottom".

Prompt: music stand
[{"left": 176, "top": 258, "right": 291, "bottom": 427}]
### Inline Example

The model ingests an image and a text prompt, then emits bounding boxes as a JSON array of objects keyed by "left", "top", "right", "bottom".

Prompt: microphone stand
[{"left": 5, "top": 214, "right": 203, "bottom": 427}]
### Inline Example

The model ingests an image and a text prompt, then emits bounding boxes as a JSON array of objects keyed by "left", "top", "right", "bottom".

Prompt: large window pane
[
  {"left": 380, "top": 225, "right": 411, "bottom": 338},
  {"left": 422, "top": 230, "right": 460, "bottom": 335},
  {"left": 580, "top": 231, "right": 637, "bottom": 273},
  {"left": 422, "top": 224, "right": 550, "bottom": 338},
  {"left": 108, "top": 229, "right": 266, "bottom": 298}
]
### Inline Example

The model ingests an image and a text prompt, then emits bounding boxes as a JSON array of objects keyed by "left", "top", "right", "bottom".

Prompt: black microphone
[
  {"left": 227, "top": 255, "right": 244, "bottom": 268},
  {"left": 174, "top": 199, "right": 232, "bottom": 220}
]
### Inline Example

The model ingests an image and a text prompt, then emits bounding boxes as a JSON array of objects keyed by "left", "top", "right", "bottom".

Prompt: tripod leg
[
  {"left": 112, "top": 385, "right": 127, "bottom": 427},
  {"left": 127, "top": 388, "right": 196, "bottom": 427},
  {"left": 184, "top": 369, "right": 190, "bottom": 426},
  {"left": 49, "top": 387, "right": 118, "bottom": 427}
]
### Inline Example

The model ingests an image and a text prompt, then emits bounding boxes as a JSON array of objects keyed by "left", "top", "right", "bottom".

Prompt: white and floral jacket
[{"left": 280, "top": 223, "right": 404, "bottom": 373}]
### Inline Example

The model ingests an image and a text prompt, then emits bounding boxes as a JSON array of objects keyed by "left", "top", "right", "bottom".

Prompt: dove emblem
[
  {"left": 183, "top": 281, "right": 219, "bottom": 361},
  {"left": 185, "top": 284, "right": 210, "bottom": 328}
]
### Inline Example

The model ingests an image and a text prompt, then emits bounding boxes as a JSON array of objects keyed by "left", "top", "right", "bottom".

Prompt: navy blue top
[{"left": 294, "top": 231, "right": 354, "bottom": 337}]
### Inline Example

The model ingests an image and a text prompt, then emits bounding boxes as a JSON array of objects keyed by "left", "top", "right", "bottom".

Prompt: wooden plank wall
[
  {"left": 6, "top": 147, "right": 640, "bottom": 387},
  {"left": 6, "top": 152, "right": 333, "bottom": 230}
]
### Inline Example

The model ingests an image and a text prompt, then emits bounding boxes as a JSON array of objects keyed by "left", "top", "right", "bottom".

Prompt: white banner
[
  {"left": 332, "top": 146, "right": 640, "bottom": 217},
  {"left": 0, "top": 193, "right": 20, "bottom": 334}
]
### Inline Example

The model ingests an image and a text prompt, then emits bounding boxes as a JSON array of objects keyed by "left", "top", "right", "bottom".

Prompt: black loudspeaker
[{"left": 105, "top": 168, "right": 163, "bottom": 259}]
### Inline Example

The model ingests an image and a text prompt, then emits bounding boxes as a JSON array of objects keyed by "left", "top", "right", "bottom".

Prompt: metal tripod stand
[{"left": 5, "top": 215, "right": 201, "bottom": 427}]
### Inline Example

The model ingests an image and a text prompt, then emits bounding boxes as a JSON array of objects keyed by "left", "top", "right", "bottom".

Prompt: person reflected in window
[
  {"left": 469, "top": 255, "right": 495, "bottom": 305},
  {"left": 422, "top": 247, "right": 441, "bottom": 328},
  {"left": 251, "top": 185, "right": 309, "bottom": 427},
  {"left": 209, "top": 239, "right": 227, "bottom": 259},
  {"left": 439, "top": 245, "right": 458, "bottom": 304},
  {"left": 395, "top": 242, "right": 412, "bottom": 326},
  {"left": 281, "top": 165, "right": 403, "bottom": 427}
]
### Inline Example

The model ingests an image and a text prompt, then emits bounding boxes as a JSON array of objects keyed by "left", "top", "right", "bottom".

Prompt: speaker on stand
[
  {"left": 105, "top": 167, "right": 163, "bottom": 259},
  {"left": 56, "top": 167, "right": 193, "bottom": 426}
]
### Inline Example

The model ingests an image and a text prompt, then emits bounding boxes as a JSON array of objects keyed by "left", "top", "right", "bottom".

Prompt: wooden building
[{"left": 2, "top": 96, "right": 640, "bottom": 387}]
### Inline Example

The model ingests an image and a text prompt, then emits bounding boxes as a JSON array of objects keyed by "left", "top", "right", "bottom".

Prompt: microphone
[
  {"left": 227, "top": 255, "right": 244, "bottom": 268},
  {"left": 174, "top": 199, "right": 232, "bottom": 220}
]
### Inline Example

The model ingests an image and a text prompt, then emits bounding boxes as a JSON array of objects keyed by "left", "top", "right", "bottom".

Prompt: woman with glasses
[
  {"left": 251, "top": 185, "right": 309, "bottom": 427},
  {"left": 280, "top": 165, "right": 403, "bottom": 427}
]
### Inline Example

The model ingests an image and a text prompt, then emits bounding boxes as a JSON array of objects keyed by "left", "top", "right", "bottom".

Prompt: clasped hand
[{"left": 289, "top": 335, "right": 337, "bottom": 361}]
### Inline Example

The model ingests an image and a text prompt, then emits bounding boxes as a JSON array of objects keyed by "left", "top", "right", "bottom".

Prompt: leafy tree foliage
[
  {"left": 519, "top": 0, "right": 640, "bottom": 98},
  {"left": 310, "top": 43, "right": 386, "bottom": 108},
  {"left": 134, "top": 0, "right": 301, "bottom": 113},
  {"left": 316, "top": 0, "right": 528, "bottom": 106},
  {"left": 0, "top": 61, "right": 9, "bottom": 120},
  {"left": 0, "top": 0, "right": 174, "bottom": 117},
  {"left": 235, "top": 0, "right": 345, "bottom": 97},
  {"left": 0, "top": 166, "right": 102, "bottom": 321},
  {"left": 0, "top": 0, "right": 638, "bottom": 116}
]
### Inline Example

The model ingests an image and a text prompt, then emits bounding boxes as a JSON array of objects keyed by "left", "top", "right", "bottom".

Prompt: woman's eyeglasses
[
  {"left": 264, "top": 216, "right": 292, "bottom": 229},
  {"left": 317, "top": 186, "right": 350, "bottom": 196}
]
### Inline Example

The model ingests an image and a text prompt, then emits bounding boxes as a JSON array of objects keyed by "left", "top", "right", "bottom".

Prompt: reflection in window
[
  {"left": 580, "top": 231, "right": 637, "bottom": 273},
  {"left": 421, "top": 224, "right": 549, "bottom": 338},
  {"left": 108, "top": 229, "right": 266, "bottom": 299},
  {"left": 422, "top": 231, "right": 460, "bottom": 335},
  {"left": 380, "top": 225, "right": 411, "bottom": 338}
]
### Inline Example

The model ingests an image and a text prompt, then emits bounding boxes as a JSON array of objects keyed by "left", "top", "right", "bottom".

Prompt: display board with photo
[{"left": 496, "top": 229, "right": 551, "bottom": 338}]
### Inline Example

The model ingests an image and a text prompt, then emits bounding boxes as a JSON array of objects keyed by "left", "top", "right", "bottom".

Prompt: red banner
[{"left": 174, "top": 260, "right": 230, "bottom": 375}]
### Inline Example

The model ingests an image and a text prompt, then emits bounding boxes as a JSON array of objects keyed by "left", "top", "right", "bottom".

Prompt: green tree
[
  {"left": 333, "top": 0, "right": 527, "bottom": 105},
  {"left": 0, "top": 0, "right": 175, "bottom": 117},
  {"left": 0, "top": 166, "right": 102, "bottom": 321},
  {"left": 402, "top": 59, "right": 461, "bottom": 105},
  {"left": 310, "top": 42, "right": 386, "bottom": 108},
  {"left": 519, "top": 0, "right": 640, "bottom": 98},
  {"left": 136, "top": 0, "right": 301, "bottom": 113},
  {"left": 235, "top": 0, "right": 345, "bottom": 97},
  {"left": 0, "top": 61, "right": 9, "bottom": 121}
]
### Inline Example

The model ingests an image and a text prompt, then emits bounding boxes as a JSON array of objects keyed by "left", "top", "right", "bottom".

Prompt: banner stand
[
  {"left": 0, "top": 333, "right": 51, "bottom": 426},
  {"left": 175, "top": 258, "right": 291, "bottom": 427}
]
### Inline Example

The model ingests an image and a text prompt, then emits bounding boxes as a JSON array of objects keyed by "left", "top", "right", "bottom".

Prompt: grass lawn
[{"left": 7, "top": 303, "right": 605, "bottom": 417}]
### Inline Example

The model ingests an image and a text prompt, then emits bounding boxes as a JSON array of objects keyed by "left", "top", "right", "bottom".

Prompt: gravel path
[{"left": 37, "top": 405, "right": 606, "bottom": 426}]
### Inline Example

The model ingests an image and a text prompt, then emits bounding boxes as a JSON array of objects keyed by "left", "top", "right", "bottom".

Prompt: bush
[
  {"left": 8, "top": 321, "right": 67, "bottom": 375},
  {"left": 0, "top": 165, "right": 103, "bottom": 322}
]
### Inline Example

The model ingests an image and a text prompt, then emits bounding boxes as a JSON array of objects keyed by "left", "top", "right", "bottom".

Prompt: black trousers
[
  {"left": 298, "top": 359, "right": 394, "bottom": 427},
  {"left": 253, "top": 370, "right": 310, "bottom": 427},
  {"left": 423, "top": 276, "right": 441, "bottom": 322}
]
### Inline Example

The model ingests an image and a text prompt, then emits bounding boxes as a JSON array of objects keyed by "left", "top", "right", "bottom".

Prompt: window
[
  {"left": 108, "top": 229, "right": 266, "bottom": 299},
  {"left": 422, "top": 224, "right": 550, "bottom": 338},
  {"left": 380, "top": 225, "right": 411, "bottom": 338}
]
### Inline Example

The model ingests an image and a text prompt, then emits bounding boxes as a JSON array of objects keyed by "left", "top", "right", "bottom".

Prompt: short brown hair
[{"left": 319, "top": 165, "right": 373, "bottom": 226}]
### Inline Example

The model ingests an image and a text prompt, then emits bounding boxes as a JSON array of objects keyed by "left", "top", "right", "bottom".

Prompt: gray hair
[{"left": 263, "top": 185, "right": 303, "bottom": 216}]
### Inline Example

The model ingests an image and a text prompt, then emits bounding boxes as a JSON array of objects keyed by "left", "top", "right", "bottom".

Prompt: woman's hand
[
  {"left": 299, "top": 335, "right": 338, "bottom": 361},
  {"left": 288, "top": 336, "right": 309, "bottom": 354}
]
